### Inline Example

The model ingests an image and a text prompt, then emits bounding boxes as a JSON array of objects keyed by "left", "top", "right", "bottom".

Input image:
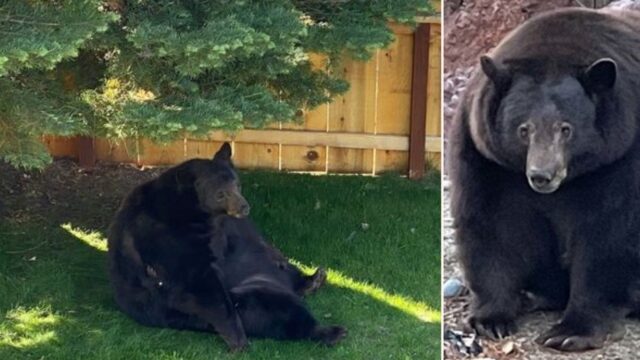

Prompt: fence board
[
  {"left": 185, "top": 139, "right": 225, "bottom": 161},
  {"left": 94, "top": 138, "right": 138, "bottom": 164},
  {"left": 232, "top": 142, "right": 280, "bottom": 170},
  {"left": 281, "top": 145, "right": 327, "bottom": 172},
  {"left": 203, "top": 129, "right": 437, "bottom": 151},
  {"left": 280, "top": 55, "right": 329, "bottom": 171},
  {"left": 138, "top": 139, "right": 186, "bottom": 165},
  {"left": 327, "top": 57, "right": 377, "bottom": 173},
  {"left": 43, "top": 136, "right": 77, "bottom": 158},
  {"left": 376, "top": 28, "right": 414, "bottom": 173},
  {"left": 426, "top": 23, "right": 442, "bottom": 169}
]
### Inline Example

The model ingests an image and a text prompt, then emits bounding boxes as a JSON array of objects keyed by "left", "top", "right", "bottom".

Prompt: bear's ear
[
  {"left": 213, "top": 142, "right": 232, "bottom": 163},
  {"left": 583, "top": 58, "right": 617, "bottom": 93},
  {"left": 480, "top": 55, "right": 510, "bottom": 89}
]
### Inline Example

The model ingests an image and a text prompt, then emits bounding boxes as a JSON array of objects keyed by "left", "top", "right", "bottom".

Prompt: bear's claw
[
  {"left": 535, "top": 319, "right": 619, "bottom": 352},
  {"left": 467, "top": 315, "right": 517, "bottom": 340}
]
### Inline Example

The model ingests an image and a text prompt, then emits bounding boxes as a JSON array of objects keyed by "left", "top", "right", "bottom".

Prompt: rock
[
  {"left": 443, "top": 277, "right": 466, "bottom": 298},
  {"left": 501, "top": 341, "right": 515, "bottom": 355},
  {"left": 444, "top": 327, "right": 483, "bottom": 356}
]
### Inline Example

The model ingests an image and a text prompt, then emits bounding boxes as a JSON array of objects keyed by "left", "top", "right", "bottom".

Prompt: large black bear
[
  {"left": 108, "top": 143, "right": 346, "bottom": 350},
  {"left": 449, "top": 8, "right": 640, "bottom": 352}
]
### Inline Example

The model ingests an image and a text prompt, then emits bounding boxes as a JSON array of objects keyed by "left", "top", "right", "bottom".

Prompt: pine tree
[{"left": 0, "top": 0, "right": 435, "bottom": 169}]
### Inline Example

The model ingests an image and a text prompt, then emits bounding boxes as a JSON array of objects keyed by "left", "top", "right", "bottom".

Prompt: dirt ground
[
  {"left": 0, "top": 159, "right": 163, "bottom": 230},
  {"left": 443, "top": 1, "right": 640, "bottom": 358}
]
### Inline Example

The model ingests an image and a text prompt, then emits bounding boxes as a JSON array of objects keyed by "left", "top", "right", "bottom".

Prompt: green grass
[{"left": 0, "top": 170, "right": 441, "bottom": 359}]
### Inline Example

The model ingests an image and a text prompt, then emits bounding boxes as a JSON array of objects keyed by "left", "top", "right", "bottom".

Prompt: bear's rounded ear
[
  {"left": 213, "top": 142, "right": 232, "bottom": 162},
  {"left": 583, "top": 58, "right": 617, "bottom": 93},
  {"left": 480, "top": 55, "right": 510, "bottom": 89}
]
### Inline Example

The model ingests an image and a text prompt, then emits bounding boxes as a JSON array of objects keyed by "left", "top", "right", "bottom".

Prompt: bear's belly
[{"left": 221, "top": 246, "right": 294, "bottom": 290}]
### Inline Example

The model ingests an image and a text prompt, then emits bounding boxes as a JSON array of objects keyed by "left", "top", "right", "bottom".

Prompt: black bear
[
  {"left": 448, "top": 8, "right": 640, "bottom": 352},
  {"left": 107, "top": 143, "right": 346, "bottom": 350}
]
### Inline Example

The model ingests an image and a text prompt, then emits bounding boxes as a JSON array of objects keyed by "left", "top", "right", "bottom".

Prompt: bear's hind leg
[
  {"left": 293, "top": 267, "right": 327, "bottom": 296},
  {"left": 166, "top": 266, "right": 248, "bottom": 351},
  {"left": 231, "top": 283, "right": 346, "bottom": 345}
]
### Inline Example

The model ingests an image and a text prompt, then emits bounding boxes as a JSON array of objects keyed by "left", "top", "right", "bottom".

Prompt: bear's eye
[
  {"left": 560, "top": 124, "right": 572, "bottom": 139},
  {"left": 518, "top": 124, "right": 529, "bottom": 140},
  {"left": 215, "top": 190, "right": 228, "bottom": 202}
]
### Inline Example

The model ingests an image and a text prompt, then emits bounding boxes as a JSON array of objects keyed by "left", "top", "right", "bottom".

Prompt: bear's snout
[
  {"left": 527, "top": 168, "right": 554, "bottom": 188},
  {"left": 526, "top": 166, "right": 567, "bottom": 194},
  {"left": 227, "top": 194, "right": 251, "bottom": 218},
  {"left": 235, "top": 202, "right": 251, "bottom": 218}
]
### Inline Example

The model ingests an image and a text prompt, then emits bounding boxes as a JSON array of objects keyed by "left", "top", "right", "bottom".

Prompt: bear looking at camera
[{"left": 449, "top": 8, "right": 640, "bottom": 352}]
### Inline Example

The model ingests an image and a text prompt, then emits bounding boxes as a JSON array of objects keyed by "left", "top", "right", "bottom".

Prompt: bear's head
[
  {"left": 197, "top": 142, "right": 250, "bottom": 217},
  {"left": 474, "top": 56, "right": 619, "bottom": 194},
  {"left": 171, "top": 142, "right": 250, "bottom": 218}
]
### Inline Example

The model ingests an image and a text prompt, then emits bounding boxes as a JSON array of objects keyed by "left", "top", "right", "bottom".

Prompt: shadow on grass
[{"left": 0, "top": 223, "right": 441, "bottom": 359}]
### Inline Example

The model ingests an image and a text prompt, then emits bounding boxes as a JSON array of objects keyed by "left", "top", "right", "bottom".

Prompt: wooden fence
[{"left": 45, "top": 16, "right": 442, "bottom": 178}]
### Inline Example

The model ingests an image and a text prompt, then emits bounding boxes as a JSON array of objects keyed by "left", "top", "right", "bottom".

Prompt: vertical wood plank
[
  {"left": 376, "top": 26, "right": 415, "bottom": 173},
  {"left": 425, "top": 23, "right": 442, "bottom": 171},
  {"left": 77, "top": 136, "right": 96, "bottom": 168},
  {"left": 278, "top": 53, "right": 329, "bottom": 171},
  {"left": 280, "top": 82, "right": 329, "bottom": 172},
  {"left": 327, "top": 57, "right": 376, "bottom": 173},
  {"left": 408, "top": 23, "right": 430, "bottom": 180}
]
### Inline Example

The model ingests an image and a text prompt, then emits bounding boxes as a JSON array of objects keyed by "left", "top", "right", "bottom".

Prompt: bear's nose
[
  {"left": 240, "top": 203, "right": 250, "bottom": 216},
  {"left": 528, "top": 171, "right": 553, "bottom": 188}
]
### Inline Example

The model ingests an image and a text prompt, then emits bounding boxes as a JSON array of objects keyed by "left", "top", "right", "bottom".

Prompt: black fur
[
  {"left": 449, "top": 8, "right": 640, "bottom": 352},
  {"left": 107, "top": 143, "right": 345, "bottom": 351}
]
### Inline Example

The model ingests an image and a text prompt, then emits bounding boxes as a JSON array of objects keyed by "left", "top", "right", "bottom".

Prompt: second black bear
[
  {"left": 107, "top": 143, "right": 346, "bottom": 350},
  {"left": 449, "top": 8, "right": 640, "bottom": 352}
]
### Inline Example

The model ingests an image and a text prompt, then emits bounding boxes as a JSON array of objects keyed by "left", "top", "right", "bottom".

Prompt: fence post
[
  {"left": 408, "top": 23, "right": 430, "bottom": 180},
  {"left": 77, "top": 136, "right": 96, "bottom": 168}
]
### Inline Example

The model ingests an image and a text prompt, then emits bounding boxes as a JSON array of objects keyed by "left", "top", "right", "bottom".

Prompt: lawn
[{"left": 0, "top": 161, "right": 441, "bottom": 359}]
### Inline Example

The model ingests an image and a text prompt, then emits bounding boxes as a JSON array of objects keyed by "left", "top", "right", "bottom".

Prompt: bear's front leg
[
  {"left": 536, "top": 224, "right": 635, "bottom": 352},
  {"left": 457, "top": 200, "right": 555, "bottom": 340},
  {"left": 457, "top": 218, "right": 525, "bottom": 340},
  {"left": 168, "top": 264, "right": 248, "bottom": 351}
]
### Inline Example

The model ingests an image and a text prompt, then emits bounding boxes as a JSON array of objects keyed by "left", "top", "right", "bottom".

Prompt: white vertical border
[{"left": 439, "top": 3, "right": 445, "bottom": 359}]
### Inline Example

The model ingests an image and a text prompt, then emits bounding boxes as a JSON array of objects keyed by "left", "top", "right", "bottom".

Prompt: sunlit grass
[
  {"left": 293, "top": 261, "right": 440, "bottom": 323},
  {"left": 0, "top": 306, "right": 60, "bottom": 349},
  {"left": 61, "top": 224, "right": 107, "bottom": 252}
]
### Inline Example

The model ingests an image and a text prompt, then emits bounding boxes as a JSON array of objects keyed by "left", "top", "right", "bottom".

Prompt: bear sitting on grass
[
  {"left": 449, "top": 8, "right": 640, "bottom": 352},
  {"left": 107, "top": 143, "right": 346, "bottom": 351}
]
